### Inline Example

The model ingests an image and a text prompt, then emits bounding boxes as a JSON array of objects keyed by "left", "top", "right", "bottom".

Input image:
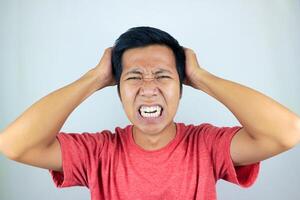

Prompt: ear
[
  {"left": 179, "top": 85, "right": 183, "bottom": 99},
  {"left": 117, "top": 85, "right": 122, "bottom": 101}
]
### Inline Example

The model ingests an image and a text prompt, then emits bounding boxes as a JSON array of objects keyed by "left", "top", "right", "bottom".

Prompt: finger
[{"left": 104, "top": 47, "right": 113, "bottom": 56}]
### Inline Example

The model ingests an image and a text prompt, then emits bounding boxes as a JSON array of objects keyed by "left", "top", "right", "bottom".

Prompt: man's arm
[
  {"left": 0, "top": 48, "right": 115, "bottom": 171},
  {"left": 184, "top": 48, "right": 300, "bottom": 166}
]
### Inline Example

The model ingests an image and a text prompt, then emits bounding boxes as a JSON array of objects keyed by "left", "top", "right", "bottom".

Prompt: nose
[{"left": 139, "top": 78, "right": 159, "bottom": 97}]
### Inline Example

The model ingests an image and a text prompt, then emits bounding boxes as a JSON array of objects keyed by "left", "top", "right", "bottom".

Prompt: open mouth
[{"left": 138, "top": 105, "right": 164, "bottom": 118}]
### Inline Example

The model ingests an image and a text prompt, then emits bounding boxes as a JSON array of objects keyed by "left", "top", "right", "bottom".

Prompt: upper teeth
[{"left": 139, "top": 105, "right": 162, "bottom": 118}]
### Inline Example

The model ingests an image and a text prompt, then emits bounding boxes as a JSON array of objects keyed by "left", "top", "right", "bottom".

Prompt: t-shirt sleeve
[
  {"left": 201, "top": 123, "right": 260, "bottom": 188},
  {"left": 48, "top": 131, "right": 106, "bottom": 188}
]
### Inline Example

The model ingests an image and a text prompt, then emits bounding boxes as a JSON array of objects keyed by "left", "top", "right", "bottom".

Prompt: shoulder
[
  {"left": 177, "top": 122, "right": 241, "bottom": 142},
  {"left": 56, "top": 125, "right": 131, "bottom": 150},
  {"left": 56, "top": 128, "right": 117, "bottom": 145},
  {"left": 177, "top": 122, "right": 216, "bottom": 134},
  {"left": 58, "top": 124, "right": 130, "bottom": 138},
  {"left": 179, "top": 122, "right": 240, "bottom": 132}
]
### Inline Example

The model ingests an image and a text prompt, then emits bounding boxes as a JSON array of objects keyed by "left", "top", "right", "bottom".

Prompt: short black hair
[{"left": 111, "top": 26, "right": 186, "bottom": 94}]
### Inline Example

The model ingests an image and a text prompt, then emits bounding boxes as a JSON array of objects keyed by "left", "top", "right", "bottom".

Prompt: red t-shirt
[{"left": 49, "top": 123, "right": 260, "bottom": 200}]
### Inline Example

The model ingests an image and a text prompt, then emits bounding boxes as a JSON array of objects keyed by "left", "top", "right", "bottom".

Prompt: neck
[{"left": 132, "top": 122, "right": 177, "bottom": 151}]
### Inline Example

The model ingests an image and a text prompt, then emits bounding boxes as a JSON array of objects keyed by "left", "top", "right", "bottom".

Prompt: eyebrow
[
  {"left": 124, "top": 69, "right": 143, "bottom": 76},
  {"left": 153, "top": 68, "right": 173, "bottom": 75}
]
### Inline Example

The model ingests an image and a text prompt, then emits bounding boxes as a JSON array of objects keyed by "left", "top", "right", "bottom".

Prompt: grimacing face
[{"left": 119, "top": 44, "right": 181, "bottom": 135}]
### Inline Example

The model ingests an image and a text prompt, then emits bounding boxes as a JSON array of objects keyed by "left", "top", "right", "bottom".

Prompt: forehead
[{"left": 122, "top": 44, "right": 176, "bottom": 73}]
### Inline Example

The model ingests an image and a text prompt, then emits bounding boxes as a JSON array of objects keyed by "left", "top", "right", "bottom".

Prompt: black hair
[{"left": 111, "top": 26, "right": 186, "bottom": 95}]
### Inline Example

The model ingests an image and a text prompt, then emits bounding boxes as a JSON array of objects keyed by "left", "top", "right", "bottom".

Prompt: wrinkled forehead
[{"left": 121, "top": 45, "right": 177, "bottom": 73}]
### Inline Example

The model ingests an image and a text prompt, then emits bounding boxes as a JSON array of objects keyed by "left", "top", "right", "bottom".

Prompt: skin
[{"left": 119, "top": 45, "right": 181, "bottom": 150}]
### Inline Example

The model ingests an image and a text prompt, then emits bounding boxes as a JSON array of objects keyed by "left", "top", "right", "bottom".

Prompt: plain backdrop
[{"left": 0, "top": 0, "right": 300, "bottom": 199}]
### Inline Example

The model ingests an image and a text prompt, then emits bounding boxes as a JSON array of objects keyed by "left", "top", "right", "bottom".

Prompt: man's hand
[
  {"left": 91, "top": 47, "right": 117, "bottom": 91},
  {"left": 183, "top": 47, "right": 214, "bottom": 96}
]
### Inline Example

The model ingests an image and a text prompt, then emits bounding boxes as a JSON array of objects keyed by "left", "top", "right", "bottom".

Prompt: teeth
[
  {"left": 140, "top": 106, "right": 160, "bottom": 113},
  {"left": 139, "top": 105, "right": 162, "bottom": 118}
]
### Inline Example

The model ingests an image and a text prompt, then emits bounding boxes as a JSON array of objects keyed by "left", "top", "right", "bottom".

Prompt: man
[{"left": 0, "top": 26, "right": 299, "bottom": 199}]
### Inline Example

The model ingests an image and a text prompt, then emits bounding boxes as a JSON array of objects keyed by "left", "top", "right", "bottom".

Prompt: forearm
[
  {"left": 0, "top": 69, "right": 102, "bottom": 158},
  {"left": 195, "top": 69, "right": 300, "bottom": 146}
]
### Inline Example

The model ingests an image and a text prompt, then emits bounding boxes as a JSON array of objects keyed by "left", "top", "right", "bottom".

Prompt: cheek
[
  {"left": 120, "top": 84, "right": 137, "bottom": 110},
  {"left": 164, "top": 82, "right": 180, "bottom": 99},
  {"left": 162, "top": 83, "right": 180, "bottom": 113}
]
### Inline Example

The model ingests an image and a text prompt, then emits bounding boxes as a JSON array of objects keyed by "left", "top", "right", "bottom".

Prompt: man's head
[
  {"left": 111, "top": 27, "right": 185, "bottom": 135},
  {"left": 112, "top": 26, "right": 186, "bottom": 94}
]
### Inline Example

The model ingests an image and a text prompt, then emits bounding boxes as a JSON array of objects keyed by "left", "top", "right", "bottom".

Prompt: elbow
[
  {"left": 1, "top": 148, "right": 23, "bottom": 161},
  {"left": 293, "top": 118, "right": 300, "bottom": 145},
  {"left": 0, "top": 132, "right": 23, "bottom": 161},
  {"left": 281, "top": 118, "right": 300, "bottom": 149},
  {"left": 3, "top": 151, "right": 21, "bottom": 161}
]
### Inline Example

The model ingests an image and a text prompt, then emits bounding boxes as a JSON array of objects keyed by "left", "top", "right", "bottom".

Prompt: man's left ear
[
  {"left": 117, "top": 86, "right": 122, "bottom": 102},
  {"left": 179, "top": 88, "right": 183, "bottom": 99}
]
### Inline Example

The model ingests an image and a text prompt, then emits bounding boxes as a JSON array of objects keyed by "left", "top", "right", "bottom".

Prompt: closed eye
[
  {"left": 126, "top": 77, "right": 142, "bottom": 80},
  {"left": 156, "top": 75, "right": 171, "bottom": 79}
]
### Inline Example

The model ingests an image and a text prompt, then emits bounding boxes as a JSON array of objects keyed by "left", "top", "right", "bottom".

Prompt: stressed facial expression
[{"left": 119, "top": 44, "right": 181, "bottom": 135}]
